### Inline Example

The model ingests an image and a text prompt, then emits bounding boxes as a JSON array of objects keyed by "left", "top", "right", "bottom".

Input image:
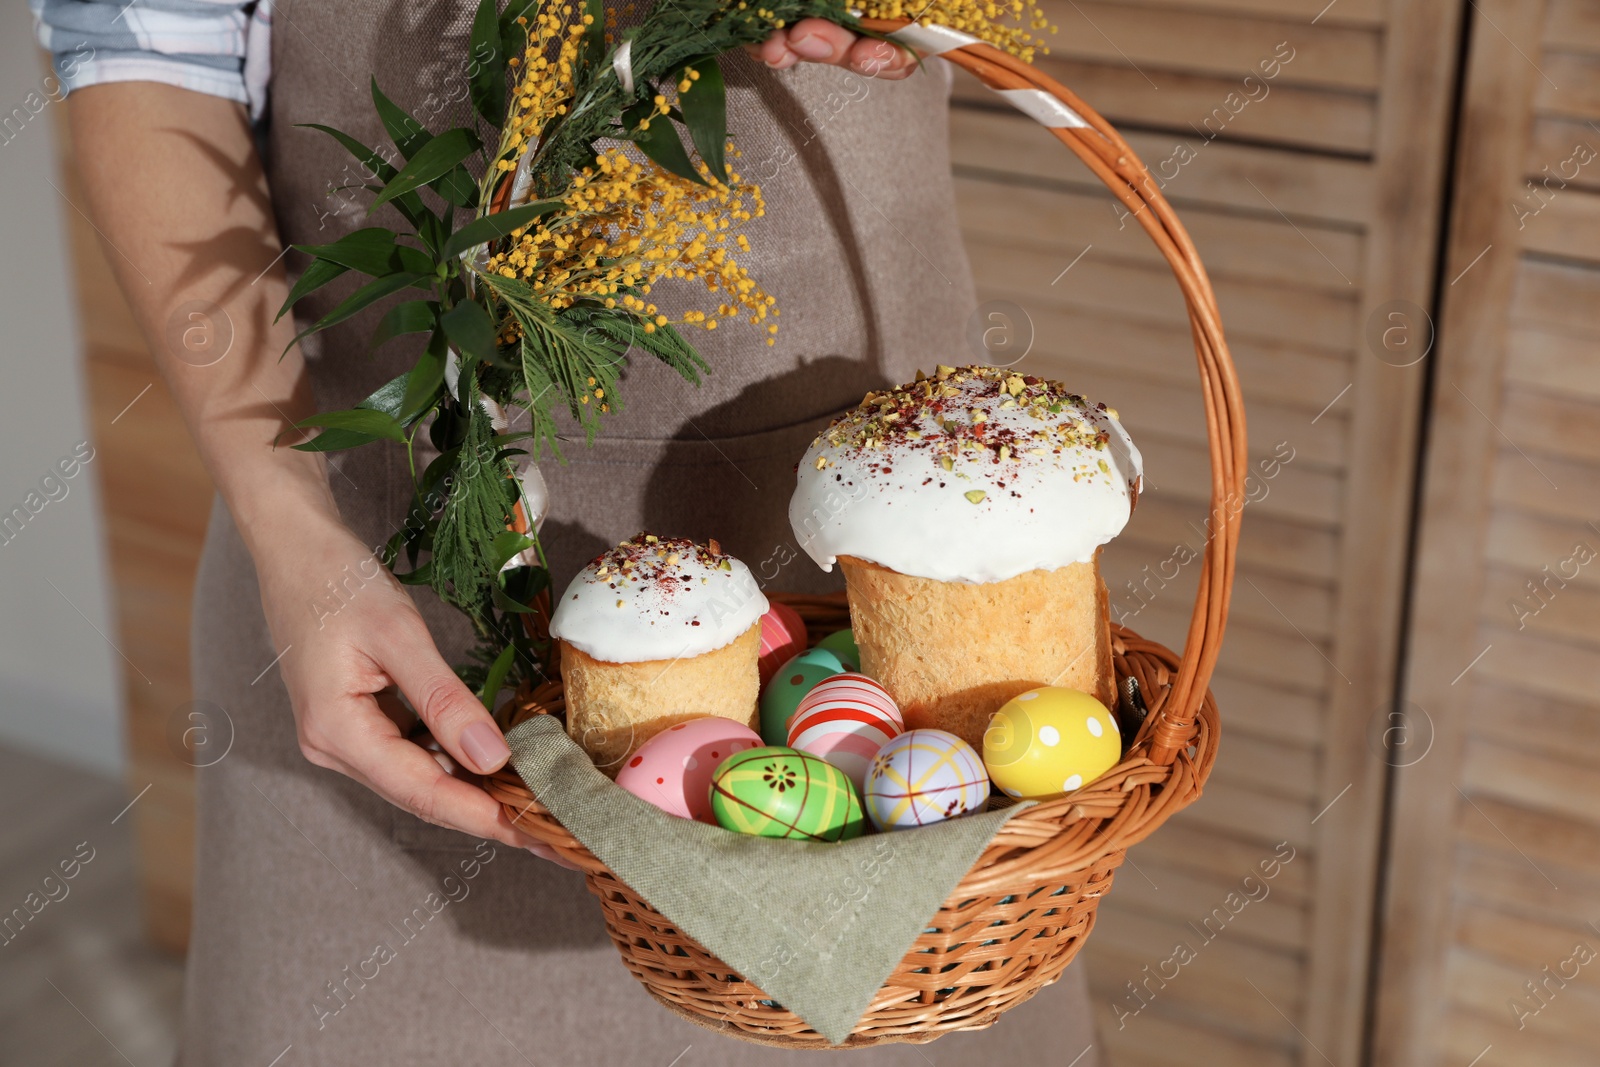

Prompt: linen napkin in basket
[{"left": 504, "top": 715, "right": 1032, "bottom": 1045}]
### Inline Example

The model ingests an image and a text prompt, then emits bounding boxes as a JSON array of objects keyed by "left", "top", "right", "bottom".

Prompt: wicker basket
[{"left": 482, "top": 19, "right": 1243, "bottom": 1048}]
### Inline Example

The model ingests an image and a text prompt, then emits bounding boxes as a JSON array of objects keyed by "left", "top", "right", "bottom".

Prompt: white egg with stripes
[{"left": 786, "top": 672, "right": 904, "bottom": 789}]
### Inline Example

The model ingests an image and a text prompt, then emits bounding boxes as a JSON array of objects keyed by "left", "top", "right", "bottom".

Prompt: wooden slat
[
  {"left": 1091, "top": 1002, "right": 1298, "bottom": 1067},
  {"left": 1519, "top": 187, "right": 1600, "bottom": 262},
  {"left": 1468, "top": 679, "right": 1600, "bottom": 766},
  {"left": 1104, "top": 491, "right": 1341, "bottom": 582},
  {"left": 968, "top": 242, "right": 1361, "bottom": 353},
  {"left": 1040, "top": 0, "right": 1382, "bottom": 90},
  {"left": 1459, "top": 737, "right": 1600, "bottom": 825},
  {"left": 950, "top": 109, "right": 1377, "bottom": 224},
  {"left": 1445, "top": 950, "right": 1600, "bottom": 1049},
  {"left": 1010, "top": 308, "right": 1356, "bottom": 416},
  {"left": 1171, "top": 776, "right": 1314, "bottom": 846},
  {"left": 1534, "top": 51, "right": 1600, "bottom": 118},
  {"left": 1012, "top": 354, "right": 1348, "bottom": 469},
  {"left": 954, "top": 58, "right": 1377, "bottom": 154},
  {"left": 1489, "top": 447, "right": 1600, "bottom": 525},
  {"left": 1210, "top": 673, "right": 1324, "bottom": 747},
  {"left": 1105, "top": 854, "right": 1311, "bottom": 952},
  {"left": 1478, "top": 564, "right": 1600, "bottom": 647},
  {"left": 1525, "top": 116, "right": 1600, "bottom": 192},
  {"left": 1543, "top": 0, "right": 1600, "bottom": 54},
  {"left": 1501, "top": 383, "right": 1600, "bottom": 462},
  {"left": 1088, "top": 0, "right": 1384, "bottom": 28},
  {"left": 1509, "top": 256, "right": 1600, "bottom": 333},
  {"left": 954, "top": 172, "right": 1367, "bottom": 288}
]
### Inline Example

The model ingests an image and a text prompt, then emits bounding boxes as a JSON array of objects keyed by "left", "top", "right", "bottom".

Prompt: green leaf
[
  {"left": 295, "top": 228, "right": 433, "bottom": 278},
  {"left": 680, "top": 57, "right": 728, "bottom": 184},
  {"left": 291, "top": 428, "right": 381, "bottom": 453},
  {"left": 371, "top": 128, "right": 483, "bottom": 210},
  {"left": 434, "top": 166, "right": 480, "bottom": 209},
  {"left": 297, "top": 122, "right": 434, "bottom": 234},
  {"left": 442, "top": 299, "right": 504, "bottom": 369},
  {"left": 469, "top": 0, "right": 508, "bottom": 127},
  {"left": 578, "top": 310, "right": 706, "bottom": 384},
  {"left": 628, "top": 104, "right": 705, "bottom": 186},
  {"left": 370, "top": 299, "right": 439, "bottom": 351},
  {"left": 294, "top": 408, "right": 407, "bottom": 442},
  {"left": 579, "top": 0, "right": 605, "bottom": 75},
  {"left": 400, "top": 333, "right": 448, "bottom": 421},
  {"left": 297, "top": 122, "right": 397, "bottom": 180},
  {"left": 288, "top": 272, "right": 432, "bottom": 351},
  {"left": 276, "top": 256, "right": 349, "bottom": 323},
  {"left": 395, "top": 560, "right": 435, "bottom": 586},
  {"left": 371, "top": 78, "right": 431, "bottom": 161},
  {"left": 355, "top": 371, "right": 412, "bottom": 418},
  {"left": 476, "top": 642, "right": 517, "bottom": 710},
  {"left": 489, "top": 531, "right": 535, "bottom": 573},
  {"left": 441, "top": 200, "right": 562, "bottom": 260}
]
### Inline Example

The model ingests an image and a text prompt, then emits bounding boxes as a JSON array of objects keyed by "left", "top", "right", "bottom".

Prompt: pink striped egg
[
  {"left": 757, "top": 602, "right": 808, "bottom": 687},
  {"left": 787, "top": 673, "right": 904, "bottom": 788}
]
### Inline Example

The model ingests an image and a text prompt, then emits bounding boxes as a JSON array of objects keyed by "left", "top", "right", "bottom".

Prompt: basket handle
[{"left": 861, "top": 19, "right": 1248, "bottom": 766}]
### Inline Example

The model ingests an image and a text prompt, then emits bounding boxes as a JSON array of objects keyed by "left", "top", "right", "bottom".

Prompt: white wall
[{"left": 0, "top": 12, "right": 124, "bottom": 775}]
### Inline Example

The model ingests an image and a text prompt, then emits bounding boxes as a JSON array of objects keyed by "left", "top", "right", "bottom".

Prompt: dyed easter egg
[
  {"left": 616, "top": 717, "right": 764, "bottom": 823},
  {"left": 864, "top": 729, "right": 990, "bottom": 831},
  {"left": 787, "top": 673, "right": 903, "bottom": 788},
  {"left": 758, "top": 649, "right": 846, "bottom": 744},
  {"left": 757, "top": 602, "right": 808, "bottom": 687},
  {"left": 710, "top": 746, "right": 866, "bottom": 842},
  {"left": 983, "top": 687, "right": 1121, "bottom": 800},
  {"left": 814, "top": 628, "right": 860, "bottom": 671}
]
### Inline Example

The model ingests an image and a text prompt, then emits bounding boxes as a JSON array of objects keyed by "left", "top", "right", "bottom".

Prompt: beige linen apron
[{"left": 178, "top": 1, "right": 1100, "bottom": 1061}]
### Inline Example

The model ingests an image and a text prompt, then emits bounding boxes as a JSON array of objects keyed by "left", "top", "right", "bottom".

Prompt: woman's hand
[
  {"left": 749, "top": 17, "right": 917, "bottom": 79},
  {"left": 66, "top": 83, "right": 572, "bottom": 867},
  {"left": 254, "top": 511, "right": 572, "bottom": 863}
]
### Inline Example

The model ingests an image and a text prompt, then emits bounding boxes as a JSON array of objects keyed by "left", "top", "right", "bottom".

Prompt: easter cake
[
  {"left": 788, "top": 365, "right": 1142, "bottom": 751},
  {"left": 548, "top": 533, "right": 767, "bottom": 774}
]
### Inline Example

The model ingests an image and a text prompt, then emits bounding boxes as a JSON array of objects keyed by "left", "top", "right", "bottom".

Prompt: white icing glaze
[
  {"left": 789, "top": 365, "right": 1142, "bottom": 584},
  {"left": 548, "top": 534, "right": 769, "bottom": 663}
]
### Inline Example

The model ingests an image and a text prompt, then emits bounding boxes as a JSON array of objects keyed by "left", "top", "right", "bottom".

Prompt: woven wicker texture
[{"left": 482, "top": 21, "right": 1243, "bottom": 1046}]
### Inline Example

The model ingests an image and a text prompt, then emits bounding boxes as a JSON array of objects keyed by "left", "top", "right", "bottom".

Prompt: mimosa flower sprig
[{"left": 276, "top": 0, "right": 1050, "bottom": 708}]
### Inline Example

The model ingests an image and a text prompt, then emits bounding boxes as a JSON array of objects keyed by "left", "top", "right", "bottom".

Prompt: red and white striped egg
[{"left": 786, "top": 673, "right": 904, "bottom": 788}]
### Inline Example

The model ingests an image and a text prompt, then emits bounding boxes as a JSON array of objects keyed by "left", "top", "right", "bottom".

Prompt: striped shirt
[{"left": 31, "top": 0, "right": 273, "bottom": 119}]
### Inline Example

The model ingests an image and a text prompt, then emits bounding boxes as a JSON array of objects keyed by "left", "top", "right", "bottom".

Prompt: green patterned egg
[
  {"left": 758, "top": 650, "right": 845, "bottom": 744},
  {"left": 710, "top": 746, "right": 865, "bottom": 842},
  {"left": 814, "top": 628, "right": 860, "bottom": 671}
]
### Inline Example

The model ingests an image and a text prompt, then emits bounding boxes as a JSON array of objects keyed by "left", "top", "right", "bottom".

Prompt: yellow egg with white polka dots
[{"left": 982, "top": 687, "right": 1121, "bottom": 800}]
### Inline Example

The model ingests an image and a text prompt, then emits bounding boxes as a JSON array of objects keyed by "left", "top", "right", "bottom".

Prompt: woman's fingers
[
  {"left": 749, "top": 19, "right": 917, "bottom": 78},
  {"left": 346, "top": 724, "right": 540, "bottom": 850},
  {"left": 375, "top": 613, "right": 513, "bottom": 776}
]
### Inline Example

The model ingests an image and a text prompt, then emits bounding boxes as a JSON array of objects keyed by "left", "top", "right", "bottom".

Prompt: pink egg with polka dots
[
  {"left": 757, "top": 602, "right": 809, "bottom": 687},
  {"left": 615, "top": 716, "right": 764, "bottom": 823}
]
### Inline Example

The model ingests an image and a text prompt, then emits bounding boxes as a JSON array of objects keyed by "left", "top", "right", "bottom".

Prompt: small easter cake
[
  {"left": 788, "top": 365, "right": 1142, "bottom": 751},
  {"left": 548, "top": 534, "right": 767, "bottom": 774}
]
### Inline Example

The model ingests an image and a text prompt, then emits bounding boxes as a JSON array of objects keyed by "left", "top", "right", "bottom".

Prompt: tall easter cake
[
  {"left": 548, "top": 534, "right": 768, "bottom": 773},
  {"left": 788, "top": 365, "right": 1142, "bottom": 750}
]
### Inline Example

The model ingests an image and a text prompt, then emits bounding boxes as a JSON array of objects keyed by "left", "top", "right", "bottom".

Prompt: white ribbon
[
  {"left": 993, "top": 88, "right": 1091, "bottom": 129},
  {"left": 884, "top": 22, "right": 981, "bottom": 55},
  {"left": 612, "top": 38, "right": 635, "bottom": 95}
]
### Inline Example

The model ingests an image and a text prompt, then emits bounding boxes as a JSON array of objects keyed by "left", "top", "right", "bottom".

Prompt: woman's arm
[{"left": 68, "top": 82, "right": 545, "bottom": 850}]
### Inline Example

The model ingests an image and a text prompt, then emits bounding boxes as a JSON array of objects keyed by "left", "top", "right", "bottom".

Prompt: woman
[{"left": 36, "top": 0, "right": 1100, "bottom": 1061}]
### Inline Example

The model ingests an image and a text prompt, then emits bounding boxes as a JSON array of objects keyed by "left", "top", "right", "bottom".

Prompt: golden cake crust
[
  {"left": 840, "top": 553, "right": 1114, "bottom": 750},
  {"left": 560, "top": 620, "right": 762, "bottom": 774}
]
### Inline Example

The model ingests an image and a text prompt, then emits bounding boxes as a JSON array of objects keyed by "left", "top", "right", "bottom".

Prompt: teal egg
[
  {"left": 759, "top": 651, "right": 844, "bottom": 744},
  {"left": 814, "top": 628, "right": 860, "bottom": 671}
]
